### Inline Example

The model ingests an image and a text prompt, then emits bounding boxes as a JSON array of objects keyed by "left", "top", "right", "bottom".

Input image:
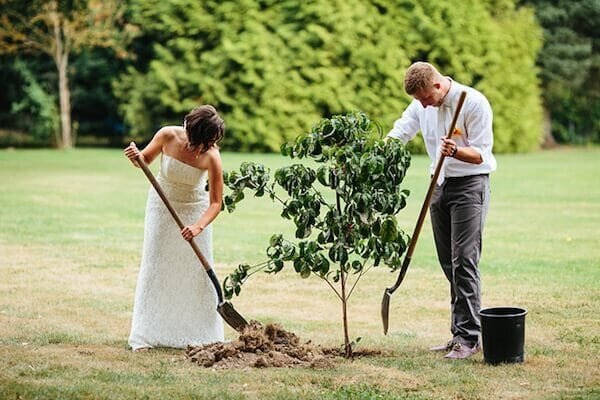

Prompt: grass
[{"left": 0, "top": 146, "right": 599, "bottom": 399}]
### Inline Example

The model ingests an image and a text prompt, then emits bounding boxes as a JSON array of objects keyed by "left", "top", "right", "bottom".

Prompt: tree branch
[
  {"left": 346, "top": 263, "right": 372, "bottom": 300},
  {"left": 316, "top": 274, "right": 343, "bottom": 301}
]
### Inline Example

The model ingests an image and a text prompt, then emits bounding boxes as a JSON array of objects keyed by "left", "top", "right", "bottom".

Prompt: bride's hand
[
  {"left": 181, "top": 224, "right": 204, "bottom": 241},
  {"left": 124, "top": 142, "right": 140, "bottom": 166}
]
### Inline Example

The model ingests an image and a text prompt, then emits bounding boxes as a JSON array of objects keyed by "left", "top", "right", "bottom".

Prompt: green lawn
[{"left": 0, "top": 147, "right": 599, "bottom": 399}]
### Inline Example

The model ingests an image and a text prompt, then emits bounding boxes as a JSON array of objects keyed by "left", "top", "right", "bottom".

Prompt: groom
[{"left": 386, "top": 62, "right": 496, "bottom": 359}]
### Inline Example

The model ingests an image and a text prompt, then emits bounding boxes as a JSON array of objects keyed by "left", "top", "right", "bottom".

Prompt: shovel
[
  {"left": 381, "top": 91, "right": 467, "bottom": 335},
  {"left": 135, "top": 153, "right": 249, "bottom": 333}
]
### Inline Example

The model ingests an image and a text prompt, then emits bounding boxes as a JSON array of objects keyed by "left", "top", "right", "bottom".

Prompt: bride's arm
[
  {"left": 123, "top": 128, "right": 171, "bottom": 167},
  {"left": 181, "top": 148, "right": 224, "bottom": 241}
]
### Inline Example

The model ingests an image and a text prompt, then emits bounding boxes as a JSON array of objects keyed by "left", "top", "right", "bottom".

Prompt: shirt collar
[{"left": 440, "top": 77, "right": 459, "bottom": 108}]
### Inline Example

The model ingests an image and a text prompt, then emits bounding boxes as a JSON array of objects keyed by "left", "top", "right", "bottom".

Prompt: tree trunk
[
  {"left": 57, "top": 54, "right": 72, "bottom": 149},
  {"left": 340, "top": 267, "right": 352, "bottom": 358},
  {"left": 336, "top": 191, "right": 352, "bottom": 358},
  {"left": 541, "top": 107, "right": 557, "bottom": 149},
  {"left": 52, "top": 8, "right": 72, "bottom": 149}
]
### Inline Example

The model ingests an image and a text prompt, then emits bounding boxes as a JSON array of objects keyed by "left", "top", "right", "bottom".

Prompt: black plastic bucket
[{"left": 480, "top": 307, "right": 527, "bottom": 365}]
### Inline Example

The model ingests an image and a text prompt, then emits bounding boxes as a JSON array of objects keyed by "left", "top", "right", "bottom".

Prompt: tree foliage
[
  {"left": 71, "top": 48, "right": 127, "bottom": 145},
  {"left": 0, "top": 0, "right": 134, "bottom": 148},
  {"left": 9, "top": 59, "right": 60, "bottom": 144},
  {"left": 521, "top": 0, "right": 600, "bottom": 143},
  {"left": 117, "top": 0, "right": 543, "bottom": 153},
  {"left": 221, "top": 111, "right": 411, "bottom": 357}
]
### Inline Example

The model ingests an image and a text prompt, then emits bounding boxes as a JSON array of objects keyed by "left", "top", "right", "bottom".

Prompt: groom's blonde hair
[{"left": 404, "top": 62, "right": 442, "bottom": 95}]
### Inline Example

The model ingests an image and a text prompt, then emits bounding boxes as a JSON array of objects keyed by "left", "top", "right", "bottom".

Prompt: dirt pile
[{"left": 185, "top": 321, "right": 331, "bottom": 369}]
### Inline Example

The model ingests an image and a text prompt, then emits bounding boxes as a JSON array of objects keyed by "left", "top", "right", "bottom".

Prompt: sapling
[{"left": 222, "top": 111, "right": 411, "bottom": 357}]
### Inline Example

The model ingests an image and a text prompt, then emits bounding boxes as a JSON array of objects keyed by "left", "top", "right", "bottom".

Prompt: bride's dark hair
[{"left": 184, "top": 105, "right": 225, "bottom": 153}]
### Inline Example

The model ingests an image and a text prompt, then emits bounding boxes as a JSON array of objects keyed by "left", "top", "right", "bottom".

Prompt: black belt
[
  {"left": 445, "top": 173, "right": 489, "bottom": 181},
  {"left": 432, "top": 173, "right": 489, "bottom": 180}
]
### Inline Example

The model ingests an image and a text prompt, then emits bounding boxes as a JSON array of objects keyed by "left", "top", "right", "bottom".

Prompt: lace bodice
[{"left": 156, "top": 154, "right": 208, "bottom": 203}]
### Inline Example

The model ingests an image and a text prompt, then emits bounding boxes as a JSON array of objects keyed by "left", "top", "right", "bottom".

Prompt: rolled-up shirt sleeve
[
  {"left": 387, "top": 100, "right": 421, "bottom": 144},
  {"left": 464, "top": 94, "right": 494, "bottom": 165}
]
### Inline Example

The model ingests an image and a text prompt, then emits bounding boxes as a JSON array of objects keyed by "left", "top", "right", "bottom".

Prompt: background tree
[
  {"left": 0, "top": 0, "right": 544, "bottom": 151},
  {"left": 71, "top": 48, "right": 128, "bottom": 146},
  {"left": 0, "top": 0, "right": 133, "bottom": 148},
  {"left": 0, "top": 53, "right": 59, "bottom": 147},
  {"left": 520, "top": 0, "right": 600, "bottom": 144},
  {"left": 8, "top": 58, "right": 60, "bottom": 145}
]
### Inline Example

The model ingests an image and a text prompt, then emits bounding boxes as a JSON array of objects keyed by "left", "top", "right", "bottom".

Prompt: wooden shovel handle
[
  {"left": 407, "top": 91, "right": 467, "bottom": 258},
  {"left": 388, "top": 91, "right": 467, "bottom": 293}
]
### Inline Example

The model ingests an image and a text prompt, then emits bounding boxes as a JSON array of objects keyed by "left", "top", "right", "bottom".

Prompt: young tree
[
  {"left": 222, "top": 112, "right": 411, "bottom": 357},
  {"left": 0, "top": 0, "right": 133, "bottom": 148}
]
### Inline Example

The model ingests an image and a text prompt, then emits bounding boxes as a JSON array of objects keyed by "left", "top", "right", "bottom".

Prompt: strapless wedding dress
[{"left": 128, "top": 154, "right": 224, "bottom": 350}]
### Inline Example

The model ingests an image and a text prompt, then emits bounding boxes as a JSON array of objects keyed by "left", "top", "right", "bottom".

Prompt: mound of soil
[{"left": 185, "top": 321, "right": 332, "bottom": 369}]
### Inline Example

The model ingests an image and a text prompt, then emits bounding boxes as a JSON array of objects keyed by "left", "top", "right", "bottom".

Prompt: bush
[{"left": 117, "top": 0, "right": 543, "bottom": 153}]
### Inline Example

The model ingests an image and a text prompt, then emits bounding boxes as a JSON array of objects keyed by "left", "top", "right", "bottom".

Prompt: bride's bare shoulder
[
  {"left": 155, "top": 126, "right": 184, "bottom": 141},
  {"left": 205, "top": 146, "right": 222, "bottom": 161}
]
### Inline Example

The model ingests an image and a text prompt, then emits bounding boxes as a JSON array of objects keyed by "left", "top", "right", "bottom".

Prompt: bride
[{"left": 124, "top": 105, "right": 225, "bottom": 351}]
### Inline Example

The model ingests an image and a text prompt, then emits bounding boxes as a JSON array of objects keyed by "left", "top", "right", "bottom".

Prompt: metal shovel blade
[
  {"left": 218, "top": 301, "right": 249, "bottom": 332},
  {"left": 381, "top": 289, "right": 391, "bottom": 335},
  {"left": 381, "top": 256, "right": 410, "bottom": 335}
]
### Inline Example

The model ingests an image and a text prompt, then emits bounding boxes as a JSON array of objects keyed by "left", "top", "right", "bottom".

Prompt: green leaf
[
  {"left": 300, "top": 265, "right": 311, "bottom": 279},
  {"left": 272, "top": 259, "right": 284, "bottom": 273},
  {"left": 316, "top": 254, "right": 330, "bottom": 275},
  {"left": 234, "top": 190, "right": 245, "bottom": 203},
  {"left": 332, "top": 270, "right": 341, "bottom": 283},
  {"left": 223, "top": 276, "right": 234, "bottom": 300},
  {"left": 295, "top": 225, "right": 311, "bottom": 239},
  {"left": 282, "top": 242, "right": 296, "bottom": 260},
  {"left": 270, "top": 234, "right": 283, "bottom": 247}
]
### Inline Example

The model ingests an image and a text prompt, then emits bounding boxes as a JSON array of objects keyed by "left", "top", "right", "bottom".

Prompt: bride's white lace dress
[{"left": 128, "top": 154, "right": 224, "bottom": 350}]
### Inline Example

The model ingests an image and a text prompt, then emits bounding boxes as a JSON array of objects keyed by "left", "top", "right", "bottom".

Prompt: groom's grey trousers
[{"left": 429, "top": 174, "right": 490, "bottom": 346}]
